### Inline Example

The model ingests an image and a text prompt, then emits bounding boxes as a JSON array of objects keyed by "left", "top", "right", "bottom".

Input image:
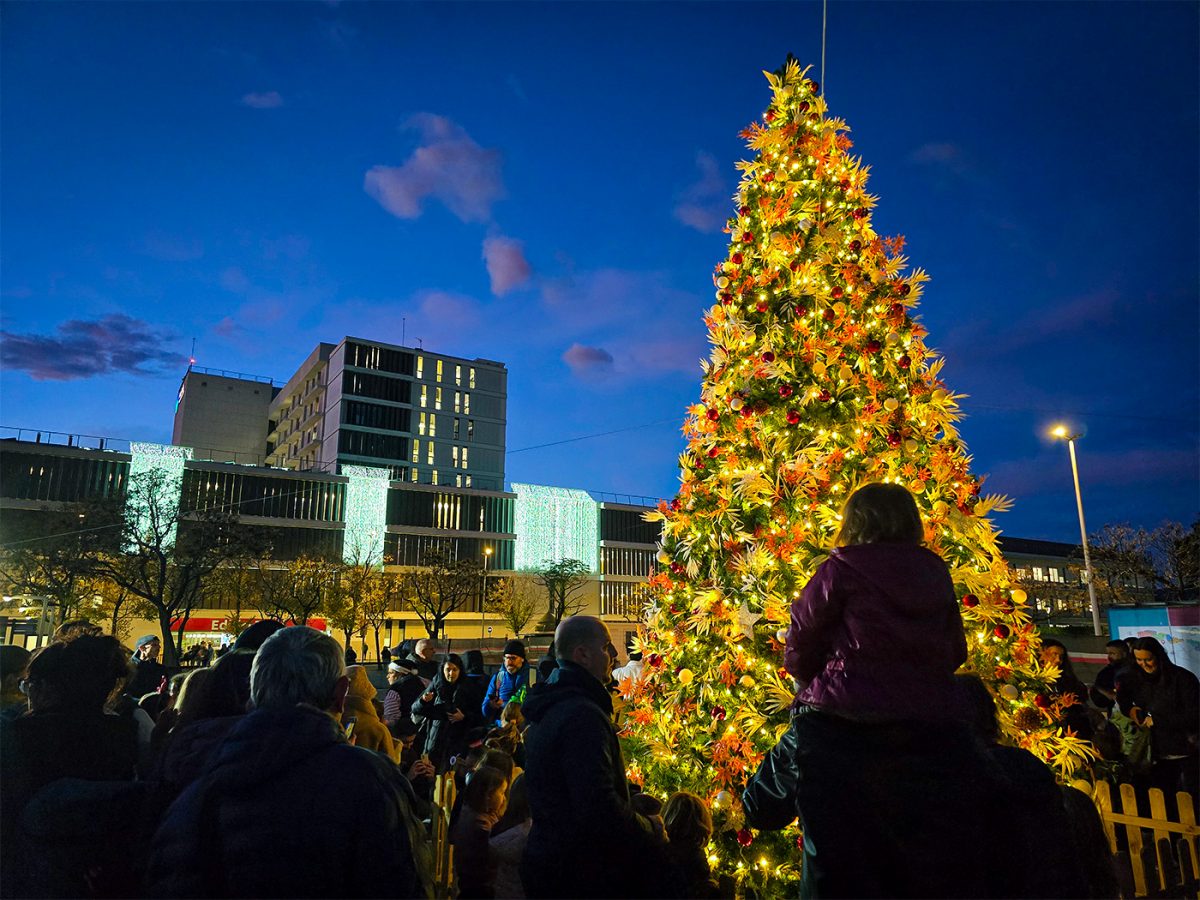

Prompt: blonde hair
[{"left": 662, "top": 791, "right": 712, "bottom": 848}]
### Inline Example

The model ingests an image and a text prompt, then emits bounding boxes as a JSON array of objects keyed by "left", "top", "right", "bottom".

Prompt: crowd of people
[{"left": 0, "top": 481, "right": 1195, "bottom": 899}]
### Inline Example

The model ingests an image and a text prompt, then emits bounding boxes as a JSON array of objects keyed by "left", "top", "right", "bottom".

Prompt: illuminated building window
[
  {"left": 419, "top": 413, "right": 427, "bottom": 436},
  {"left": 452, "top": 446, "right": 460, "bottom": 467},
  {"left": 454, "top": 391, "right": 461, "bottom": 413},
  {"left": 463, "top": 392, "right": 471, "bottom": 414},
  {"left": 512, "top": 483, "right": 598, "bottom": 572},
  {"left": 435, "top": 387, "right": 442, "bottom": 411},
  {"left": 436, "top": 360, "right": 443, "bottom": 382},
  {"left": 468, "top": 419, "right": 474, "bottom": 440},
  {"left": 455, "top": 364, "right": 462, "bottom": 386},
  {"left": 342, "top": 465, "right": 389, "bottom": 565},
  {"left": 412, "top": 439, "right": 420, "bottom": 464},
  {"left": 456, "top": 474, "right": 463, "bottom": 487},
  {"left": 420, "top": 385, "right": 428, "bottom": 408},
  {"left": 431, "top": 469, "right": 439, "bottom": 485},
  {"left": 416, "top": 356, "right": 424, "bottom": 379},
  {"left": 469, "top": 367, "right": 476, "bottom": 388},
  {"left": 461, "top": 447, "right": 469, "bottom": 469},
  {"left": 465, "top": 474, "right": 472, "bottom": 487},
  {"left": 410, "top": 467, "right": 418, "bottom": 483},
  {"left": 427, "top": 441, "right": 435, "bottom": 465},
  {"left": 428, "top": 414, "right": 436, "bottom": 437}
]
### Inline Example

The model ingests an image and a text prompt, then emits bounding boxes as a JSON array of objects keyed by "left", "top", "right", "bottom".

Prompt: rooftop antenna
[
  {"left": 417, "top": 337, "right": 423, "bottom": 349},
  {"left": 402, "top": 317, "right": 406, "bottom": 346},
  {"left": 189, "top": 337, "right": 196, "bottom": 368}
]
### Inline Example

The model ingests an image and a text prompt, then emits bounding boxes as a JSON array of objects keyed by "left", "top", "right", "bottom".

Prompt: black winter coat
[
  {"left": 146, "top": 704, "right": 431, "bottom": 898},
  {"left": 519, "top": 662, "right": 660, "bottom": 899},
  {"left": 1117, "top": 662, "right": 1200, "bottom": 758},
  {"left": 411, "top": 674, "right": 472, "bottom": 771}
]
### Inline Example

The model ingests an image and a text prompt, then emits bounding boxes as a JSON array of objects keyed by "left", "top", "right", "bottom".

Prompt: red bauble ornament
[
  {"left": 670, "top": 562, "right": 684, "bottom": 575},
  {"left": 961, "top": 594, "right": 980, "bottom": 608},
  {"left": 853, "top": 208, "right": 868, "bottom": 220},
  {"left": 886, "top": 432, "right": 901, "bottom": 447},
  {"left": 762, "top": 172, "right": 775, "bottom": 183},
  {"left": 736, "top": 829, "right": 754, "bottom": 847},
  {"left": 706, "top": 408, "right": 719, "bottom": 421},
  {"left": 786, "top": 409, "right": 801, "bottom": 425},
  {"left": 712, "top": 705, "right": 727, "bottom": 721},
  {"left": 706, "top": 446, "right": 720, "bottom": 458},
  {"left": 778, "top": 384, "right": 793, "bottom": 398},
  {"left": 993, "top": 624, "right": 1011, "bottom": 639},
  {"left": 1034, "top": 694, "right": 1051, "bottom": 709},
  {"left": 756, "top": 301, "right": 769, "bottom": 313},
  {"left": 797, "top": 834, "right": 805, "bottom": 851},
  {"left": 798, "top": 101, "right": 810, "bottom": 113},
  {"left": 889, "top": 303, "right": 904, "bottom": 317},
  {"left": 647, "top": 654, "right": 663, "bottom": 668},
  {"left": 817, "top": 389, "right": 832, "bottom": 402},
  {"left": 839, "top": 179, "right": 851, "bottom": 191},
  {"left": 739, "top": 404, "right": 755, "bottom": 418},
  {"left": 789, "top": 259, "right": 801, "bottom": 272},
  {"left": 670, "top": 498, "right": 681, "bottom": 511},
  {"left": 865, "top": 340, "right": 881, "bottom": 354},
  {"left": 849, "top": 240, "right": 862, "bottom": 252},
  {"left": 898, "top": 354, "right": 911, "bottom": 369},
  {"left": 731, "top": 253, "right": 743, "bottom": 266},
  {"left": 765, "top": 111, "right": 776, "bottom": 122},
  {"left": 796, "top": 303, "right": 808, "bottom": 317},
  {"left": 739, "top": 205, "right": 750, "bottom": 216},
  {"left": 719, "top": 293, "right": 732, "bottom": 305},
  {"left": 761, "top": 351, "right": 776, "bottom": 363},
  {"left": 741, "top": 231, "right": 754, "bottom": 243},
  {"left": 822, "top": 308, "right": 836, "bottom": 322},
  {"left": 808, "top": 80, "right": 820, "bottom": 93},
  {"left": 831, "top": 286, "right": 843, "bottom": 299},
  {"left": 899, "top": 283, "right": 912, "bottom": 296}
]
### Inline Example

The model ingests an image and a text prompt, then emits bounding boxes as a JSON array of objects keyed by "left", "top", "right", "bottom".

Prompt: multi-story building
[
  {"left": 171, "top": 367, "right": 280, "bottom": 464},
  {"left": 266, "top": 337, "right": 507, "bottom": 490}
]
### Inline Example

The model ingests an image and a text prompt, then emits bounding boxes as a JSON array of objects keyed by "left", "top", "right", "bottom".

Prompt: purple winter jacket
[{"left": 784, "top": 542, "right": 967, "bottom": 722}]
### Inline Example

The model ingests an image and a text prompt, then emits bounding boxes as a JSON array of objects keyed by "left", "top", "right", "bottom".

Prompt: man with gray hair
[
  {"left": 147, "top": 626, "right": 432, "bottom": 898},
  {"left": 520, "top": 616, "right": 664, "bottom": 898}
]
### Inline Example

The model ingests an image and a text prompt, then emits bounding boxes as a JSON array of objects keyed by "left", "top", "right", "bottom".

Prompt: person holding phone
[{"left": 411, "top": 653, "right": 469, "bottom": 773}]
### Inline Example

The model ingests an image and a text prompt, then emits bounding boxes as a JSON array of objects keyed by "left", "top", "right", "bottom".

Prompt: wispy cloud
[
  {"left": 1, "top": 314, "right": 185, "bottom": 381},
  {"left": 364, "top": 114, "right": 505, "bottom": 223},
  {"left": 241, "top": 91, "right": 284, "bottom": 109},
  {"left": 483, "top": 235, "right": 532, "bottom": 296},
  {"left": 563, "top": 343, "right": 614, "bottom": 377},
  {"left": 673, "top": 151, "right": 729, "bottom": 234}
]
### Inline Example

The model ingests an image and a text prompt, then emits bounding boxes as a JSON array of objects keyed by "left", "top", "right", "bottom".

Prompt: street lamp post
[
  {"left": 481, "top": 546, "right": 493, "bottom": 642},
  {"left": 1050, "top": 425, "right": 1102, "bottom": 636}
]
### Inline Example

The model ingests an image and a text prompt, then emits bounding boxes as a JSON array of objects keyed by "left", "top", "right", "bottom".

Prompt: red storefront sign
[{"left": 170, "top": 617, "right": 327, "bottom": 632}]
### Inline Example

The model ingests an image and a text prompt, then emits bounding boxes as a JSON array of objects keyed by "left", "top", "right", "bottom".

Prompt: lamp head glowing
[{"left": 1051, "top": 425, "right": 1068, "bottom": 439}]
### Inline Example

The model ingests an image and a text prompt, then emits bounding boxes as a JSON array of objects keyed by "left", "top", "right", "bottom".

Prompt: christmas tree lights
[{"left": 620, "top": 58, "right": 1096, "bottom": 895}]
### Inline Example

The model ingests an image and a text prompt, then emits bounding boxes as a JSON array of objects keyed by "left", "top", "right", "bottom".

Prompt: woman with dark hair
[
  {"left": 412, "top": 652, "right": 471, "bottom": 772},
  {"left": 1039, "top": 638, "right": 1092, "bottom": 738},
  {"left": 1117, "top": 636, "right": 1199, "bottom": 799},
  {"left": 744, "top": 482, "right": 1006, "bottom": 898}
]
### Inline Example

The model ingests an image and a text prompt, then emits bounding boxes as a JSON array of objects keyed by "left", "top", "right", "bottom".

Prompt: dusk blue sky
[{"left": 2, "top": 1, "right": 1197, "bottom": 543}]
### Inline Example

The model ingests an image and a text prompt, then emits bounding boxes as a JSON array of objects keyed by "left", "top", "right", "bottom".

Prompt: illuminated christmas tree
[{"left": 619, "top": 58, "right": 1096, "bottom": 894}]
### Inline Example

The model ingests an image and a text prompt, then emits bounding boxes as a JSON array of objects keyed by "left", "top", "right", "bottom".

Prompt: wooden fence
[
  {"left": 1093, "top": 783, "right": 1199, "bottom": 898},
  {"left": 430, "top": 772, "right": 457, "bottom": 899}
]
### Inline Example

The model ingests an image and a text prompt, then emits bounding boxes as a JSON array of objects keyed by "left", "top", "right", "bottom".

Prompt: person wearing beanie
[
  {"left": 482, "top": 640, "right": 530, "bottom": 728},
  {"left": 343, "top": 665, "right": 399, "bottom": 763},
  {"left": 383, "top": 660, "right": 425, "bottom": 739},
  {"left": 233, "top": 619, "right": 285, "bottom": 653}
]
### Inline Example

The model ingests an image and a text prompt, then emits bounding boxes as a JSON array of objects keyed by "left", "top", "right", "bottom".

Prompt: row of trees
[{"left": 0, "top": 469, "right": 594, "bottom": 666}]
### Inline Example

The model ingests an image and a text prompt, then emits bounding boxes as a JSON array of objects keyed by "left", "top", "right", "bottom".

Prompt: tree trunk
[
  {"left": 373, "top": 627, "right": 382, "bottom": 668},
  {"left": 159, "top": 607, "right": 181, "bottom": 668}
]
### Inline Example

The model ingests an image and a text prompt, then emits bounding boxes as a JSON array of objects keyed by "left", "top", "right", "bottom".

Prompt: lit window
[
  {"left": 412, "top": 439, "right": 420, "bottom": 464},
  {"left": 1033, "top": 567, "right": 1045, "bottom": 581},
  {"left": 431, "top": 469, "right": 439, "bottom": 485},
  {"left": 436, "top": 360, "right": 443, "bottom": 382},
  {"left": 455, "top": 364, "right": 462, "bottom": 386},
  {"left": 410, "top": 467, "right": 418, "bottom": 482},
  {"left": 461, "top": 447, "right": 469, "bottom": 469},
  {"left": 454, "top": 418, "right": 461, "bottom": 439},
  {"left": 427, "top": 441, "right": 434, "bottom": 465},
  {"left": 454, "top": 391, "right": 461, "bottom": 413},
  {"left": 419, "top": 413, "right": 427, "bottom": 436},
  {"left": 469, "top": 367, "right": 476, "bottom": 388},
  {"left": 416, "top": 356, "right": 424, "bottom": 379},
  {"left": 428, "top": 414, "right": 436, "bottom": 437},
  {"left": 435, "top": 387, "right": 442, "bottom": 411},
  {"left": 456, "top": 473, "right": 463, "bottom": 487},
  {"left": 465, "top": 474, "right": 471, "bottom": 487},
  {"left": 420, "top": 385, "right": 428, "bottom": 408},
  {"left": 452, "top": 446, "right": 460, "bottom": 466},
  {"left": 467, "top": 419, "right": 474, "bottom": 440},
  {"left": 463, "top": 392, "right": 470, "bottom": 414}
]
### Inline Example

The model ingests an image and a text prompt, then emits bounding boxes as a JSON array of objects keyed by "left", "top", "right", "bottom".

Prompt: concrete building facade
[{"left": 171, "top": 367, "right": 279, "bottom": 464}]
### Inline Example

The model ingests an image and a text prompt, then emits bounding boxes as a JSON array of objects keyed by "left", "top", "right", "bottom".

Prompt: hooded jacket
[
  {"left": 146, "top": 704, "right": 431, "bottom": 898},
  {"left": 411, "top": 672, "right": 470, "bottom": 769},
  {"left": 482, "top": 665, "right": 529, "bottom": 724},
  {"left": 519, "top": 662, "right": 659, "bottom": 899},
  {"left": 784, "top": 543, "right": 967, "bottom": 721},
  {"left": 344, "top": 666, "right": 399, "bottom": 763}
]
